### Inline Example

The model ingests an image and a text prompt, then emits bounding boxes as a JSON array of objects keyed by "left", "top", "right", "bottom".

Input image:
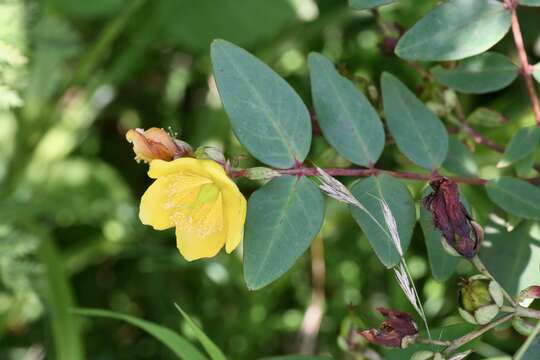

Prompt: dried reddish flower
[
  {"left": 126, "top": 128, "right": 192, "bottom": 163},
  {"left": 360, "top": 308, "right": 418, "bottom": 348},
  {"left": 423, "top": 177, "right": 483, "bottom": 258}
]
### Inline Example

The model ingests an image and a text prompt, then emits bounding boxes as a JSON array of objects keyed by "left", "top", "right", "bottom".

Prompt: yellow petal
[
  {"left": 175, "top": 193, "right": 227, "bottom": 261},
  {"left": 140, "top": 174, "right": 210, "bottom": 230},
  {"left": 223, "top": 187, "right": 247, "bottom": 253},
  {"left": 148, "top": 158, "right": 214, "bottom": 179}
]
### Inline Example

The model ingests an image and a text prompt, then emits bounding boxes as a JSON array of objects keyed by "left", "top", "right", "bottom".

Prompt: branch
[
  {"left": 443, "top": 313, "right": 514, "bottom": 355},
  {"left": 507, "top": 0, "right": 540, "bottom": 126},
  {"left": 297, "top": 236, "right": 326, "bottom": 354}
]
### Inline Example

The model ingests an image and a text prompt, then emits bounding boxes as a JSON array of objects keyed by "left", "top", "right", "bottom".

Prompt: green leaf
[
  {"left": 467, "top": 107, "right": 506, "bottom": 127},
  {"left": 211, "top": 40, "right": 311, "bottom": 168},
  {"left": 519, "top": 0, "right": 540, "bottom": 6},
  {"left": 432, "top": 52, "right": 518, "bottom": 94},
  {"left": 39, "top": 236, "right": 85, "bottom": 360},
  {"left": 497, "top": 126, "right": 540, "bottom": 168},
  {"left": 419, "top": 189, "right": 459, "bottom": 281},
  {"left": 533, "top": 63, "right": 540, "bottom": 84},
  {"left": 174, "top": 304, "right": 226, "bottom": 360},
  {"left": 74, "top": 308, "right": 207, "bottom": 360},
  {"left": 395, "top": 0, "right": 512, "bottom": 61},
  {"left": 243, "top": 176, "right": 325, "bottom": 290},
  {"left": 480, "top": 222, "right": 540, "bottom": 296},
  {"left": 443, "top": 136, "right": 478, "bottom": 177},
  {"left": 165, "top": 0, "right": 294, "bottom": 52},
  {"left": 349, "top": 0, "right": 394, "bottom": 10},
  {"left": 308, "top": 53, "right": 385, "bottom": 166},
  {"left": 485, "top": 177, "right": 540, "bottom": 220},
  {"left": 381, "top": 72, "right": 448, "bottom": 170},
  {"left": 521, "top": 334, "right": 540, "bottom": 360},
  {"left": 515, "top": 152, "right": 536, "bottom": 178},
  {"left": 350, "top": 175, "right": 416, "bottom": 268}
]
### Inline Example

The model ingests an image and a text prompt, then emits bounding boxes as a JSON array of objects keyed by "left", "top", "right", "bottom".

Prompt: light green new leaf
[
  {"left": 243, "top": 176, "right": 325, "bottom": 290},
  {"left": 211, "top": 40, "right": 311, "bottom": 168},
  {"left": 350, "top": 175, "right": 416, "bottom": 268},
  {"left": 497, "top": 126, "right": 540, "bottom": 168},
  {"left": 308, "top": 53, "right": 385, "bottom": 166},
  {"left": 519, "top": 0, "right": 540, "bottom": 6},
  {"left": 395, "top": 0, "right": 512, "bottom": 61},
  {"left": 381, "top": 72, "right": 448, "bottom": 170},
  {"left": 485, "top": 177, "right": 540, "bottom": 220},
  {"left": 432, "top": 52, "right": 518, "bottom": 94},
  {"left": 443, "top": 136, "right": 478, "bottom": 177},
  {"left": 349, "top": 0, "right": 394, "bottom": 10},
  {"left": 419, "top": 188, "right": 459, "bottom": 281},
  {"left": 481, "top": 222, "right": 540, "bottom": 296},
  {"left": 174, "top": 304, "right": 226, "bottom": 360},
  {"left": 467, "top": 107, "right": 506, "bottom": 127},
  {"left": 74, "top": 308, "right": 207, "bottom": 360},
  {"left": 533, "top": 63, "right": 540, "bottom": 84}
]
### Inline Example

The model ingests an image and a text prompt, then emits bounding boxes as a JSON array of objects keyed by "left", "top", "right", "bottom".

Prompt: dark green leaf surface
[
  {"left": 381, "top": 72, "right": 448, "bottom": 170},
  {"left": 211, "top": 40, "right": 311, "bottom": 168},
  {"left": 243, "top": 176, "right": 325, "bottom": 290},
  {"left": 308, "top": 53, "right": 385, "bottom": 166},
  {"left": 349, "top": 0, "right": 394, "bottom": 10},
  {"left": 443, "top": 136, "right": 478, "bottom": 177},
  {"left": 521, "top": 334, "right": 540, "bottom": 359},
  {"left": 75, "top": 308, "right": 206, "bottom": 360},
  {"left": 174, "top": 304, "right": 226, "bottom": 360},
  {"left": 497, "top": 126, "right": 540, "bottom": 168},
  {"left": 432, "top": 52, "right": 518, "bottom": 94},
  {"left": 419, "top": 189, "right": 459, "bottom": 281},
  {"left": 350, "top": 175, "right": 416, "bottom": 268},
  {"left": 165, "top": 0, "right": 294, "bottom": 52},
  {"left": 481, "top": 222, "right": 540, "bottom": 296},
  {"left": 395, "top": 0, "right": 512, "bottom": 61},
  {"left": 485, "top": 177, "right": 540, "bottom": 220}
]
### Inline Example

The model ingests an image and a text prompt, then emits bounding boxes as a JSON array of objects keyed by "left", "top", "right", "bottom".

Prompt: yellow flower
[{"left": 140, "top": 158, "right": 247, "bottom": 261}]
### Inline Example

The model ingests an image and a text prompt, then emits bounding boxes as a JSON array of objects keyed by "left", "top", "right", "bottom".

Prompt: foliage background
[{"left": 1, "top": 0, "right": 539, "bottom": 359}]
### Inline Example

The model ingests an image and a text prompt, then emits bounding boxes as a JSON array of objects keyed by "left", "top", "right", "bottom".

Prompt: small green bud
[
  {"left": 245, "top": 167, "right": 280, "bottom": 181},
  {"left": 458, "top": 275, "right": 503, "bottom": 325},
  {"left": 194, "top": 146, "right": 225, "bottom": 164}
]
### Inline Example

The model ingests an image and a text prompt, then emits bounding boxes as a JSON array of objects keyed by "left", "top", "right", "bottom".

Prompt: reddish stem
[{"left": 508, "top": 2, "right": 540, "bottom": 126}]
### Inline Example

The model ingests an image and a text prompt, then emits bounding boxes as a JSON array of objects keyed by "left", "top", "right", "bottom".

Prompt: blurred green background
[{"left": 1, "top": 0, "right": 539, "bottom": 359}]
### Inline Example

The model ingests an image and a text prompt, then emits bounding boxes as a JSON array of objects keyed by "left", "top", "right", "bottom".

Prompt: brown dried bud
[
  {"left": 125, "top": 128, "right": 192, "bottom": 162},
  {"left": 423, "top": 177, "right": 482, "bottom": 258},
  {"left": 360, "top": 308, "right": 418, "bottom": 348}
]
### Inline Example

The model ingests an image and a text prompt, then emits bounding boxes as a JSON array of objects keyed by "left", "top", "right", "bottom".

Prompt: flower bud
[
  {"left": 411, "top": 351, "right": 444, "bottom": 360},
  {"left": 126, "top": 128, "right": 192, "bottom": 162},
  {"left": 458, "top": 275, "right": 503, "bottom": 325},
  {"left": 245, "top": 167, "right": 280, "bottom": 181},
  {"left": 194, "top": 146, "right": 226, "bottom": 165},
  {"left": 360, "top": 308, "right": 418, "bottom": 348},
  {"left": 517, "top": 285, "right": 540, "bottom": 307},
  {"left": 423, "top": 177, "right": 483, "bottom": 258}
]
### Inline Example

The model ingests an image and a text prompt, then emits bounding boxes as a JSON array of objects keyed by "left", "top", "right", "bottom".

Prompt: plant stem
[
  {"left": 514, "top": 320, "right": 540, "bottom": 360},
  {"left": 417, "top": 338, "right": 451, "bottom": 347},
  {"left": 516, "top": 306, "right": 540, "bottom": 320},
  {"left": 443, "top": 314, "right": 514, "bottom": 355},
  {"left": 471, "top": 256, "right": 517, "bottom": 307},
  {"left": 507, "top": 0, "right": 540, "bottom": 126}
]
